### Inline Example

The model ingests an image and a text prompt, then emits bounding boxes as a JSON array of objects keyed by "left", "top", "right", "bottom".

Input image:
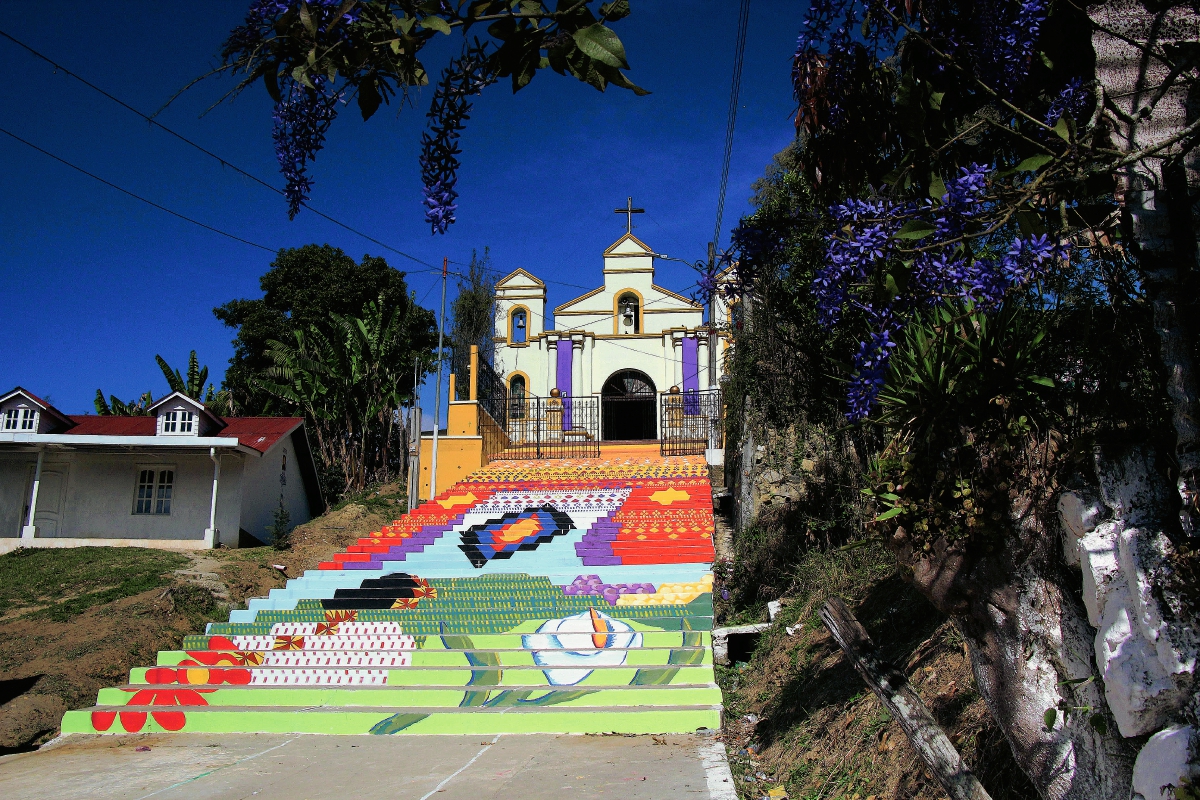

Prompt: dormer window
[
  {"left": 3, "top": 407, "right": 36, "bottom": 431},
  {"left": 162, "top": 410, "right": 194, "bottom": 434}
]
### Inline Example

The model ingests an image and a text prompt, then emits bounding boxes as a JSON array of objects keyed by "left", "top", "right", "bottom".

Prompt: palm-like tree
[{"left": 255, "top": 299, "right": 421, "bottom": 494}]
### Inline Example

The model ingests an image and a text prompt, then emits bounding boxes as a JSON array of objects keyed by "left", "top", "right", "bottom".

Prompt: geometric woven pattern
[{"left": 62, "top": 445, "right": 720, "bottom": 736}]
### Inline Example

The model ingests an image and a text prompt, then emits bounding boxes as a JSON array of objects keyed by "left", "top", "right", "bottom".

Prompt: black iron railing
[
  {"left": 660, "top": 388, "right": 723, "bottom": 456},
  {"left": 503, "top": 393, "right": 601, "bottom": 459}
]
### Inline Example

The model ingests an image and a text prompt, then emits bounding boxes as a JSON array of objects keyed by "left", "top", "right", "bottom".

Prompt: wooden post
[
  {"left": 469, "top": 345, "right": 479, "bottom": 402},
  {"left": 818, "top": 598, "right": 992, "bottom": 800}
]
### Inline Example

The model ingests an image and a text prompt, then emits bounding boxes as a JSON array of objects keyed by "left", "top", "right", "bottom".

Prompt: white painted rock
[
  {"left": 1088, "top": 525, "right": 1198, "bottom": 737},
  {"left": 1080, "top": 520, "right": 1124, "bottom": 627},
  {"left": 1058, "top": 490, "right": 1106, "bottom": 567},
  {"left": 1132, "top": 724, "right": 1198, "bottom": 800}
]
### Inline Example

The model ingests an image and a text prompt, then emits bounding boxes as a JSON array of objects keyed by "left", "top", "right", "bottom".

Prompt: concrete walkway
[{"left": 0, "top": 732, "right": 737, "bottom": 800}]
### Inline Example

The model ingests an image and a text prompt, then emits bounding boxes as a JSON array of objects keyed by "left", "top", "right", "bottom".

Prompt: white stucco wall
[
  {"left": 238, "top": 432, "right": 312, "bottom": 545},
  {"left": 1, "top": 450, "right": 245, "bottom": 542},
  {"left": 0, "top": 454, "right": 36, "bottom": 537}
]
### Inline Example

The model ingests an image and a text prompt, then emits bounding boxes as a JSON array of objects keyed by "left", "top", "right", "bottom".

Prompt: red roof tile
[
  {"left": 63, "top": 415, "right": 303, "bottom": 453},
  {"left": 217, "top": 417, "right": 304, "bottom": 454},
  {"left": 67, "top": 415, "right": 157, "bottom": 435}
]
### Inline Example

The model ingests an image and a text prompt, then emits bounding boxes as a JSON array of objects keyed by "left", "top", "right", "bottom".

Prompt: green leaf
[
  {"left": 928, "top": 173, "right": 947, "bottom": 201},
  {"left": 1016, "top": 210, "right": 1047, "bottom": 237},
  {"left": 1088, "top": 712, "right": 1108, "bottom": 735},
  {"left": 418, "top": 15, "right": 452, "bottom": 34},
  {"left": 874, "top": 507, "right": 904, "bottom": 522},
  {"left": 895, "top": 220, "right": 936, "bottom": 240},
  {"left": 357, "top": 76, "right": 382, "bottom": 120},
  {"left": 879, "top": 493, "right": 900, "bottom": 501},
  {"left": 1026, "top": 375, "right": 1055, "bottom": 387},
  {"left": 594, "top": 61, "right": 650, "bottom": 95},
  {"left": 1039, "top": 51, "right": 1054, "bottom": 70},
  {"left": 1043, "top": 708, "right": 1057, "bottom": 729},
  {"left": 1015, "top": 154, "right": 1053, "bottom": 173},
  {"left": 599, "top": 0, "right": 631, "bottom": 20},
  {"left": 263, "top": 67, "right": 281, "bottom": 104},
  {"left": 572, "top": 23, "right": 629, "bottom": 69},
  {"left": 1052, "top": 115, "right": 1071, "bottom": 142},
  {"left": 929, "top": 90, "right": 944, "bottom": 111}
]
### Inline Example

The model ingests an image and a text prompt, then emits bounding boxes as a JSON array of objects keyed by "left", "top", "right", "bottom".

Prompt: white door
[{"left": 32, "top": 464, "right": 69, "bottom": 538}]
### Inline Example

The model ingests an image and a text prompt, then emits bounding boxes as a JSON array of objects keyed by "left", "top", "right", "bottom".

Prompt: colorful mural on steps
[{"left": 62, "top": 448, "right": 721, "bottom": 736}]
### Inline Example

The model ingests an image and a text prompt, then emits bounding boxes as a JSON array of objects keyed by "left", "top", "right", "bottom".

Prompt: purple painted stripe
[{"left": 556, "top": 342, "right": 573, "bottom": 429}]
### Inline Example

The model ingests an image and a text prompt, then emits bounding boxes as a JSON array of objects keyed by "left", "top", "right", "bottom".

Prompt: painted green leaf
[
  {"left": 669, "top": 647, "right": 705, "bottom": 666},
  {"left": 572, "top": 24, "right": 629, "bottom": 69},
  {"left": 631, "top": 667, "right": 680, "bottom": 685},
  {"left": 370, "top": 712, "right": 429, "bottom": 735}
]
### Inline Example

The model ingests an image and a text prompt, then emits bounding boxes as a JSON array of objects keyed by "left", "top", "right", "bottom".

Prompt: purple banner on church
[
  {"left": 556, "top": 341, "right": 573, "bottom": 430},
  {"left": 682, "top": 336, "right": 700, "bottom": 415}
]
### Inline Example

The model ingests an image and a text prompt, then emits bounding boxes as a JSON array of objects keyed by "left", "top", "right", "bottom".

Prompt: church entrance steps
[
  {"left": 62, "top": 706, "right": 722, "bottom": 736},
  {"left": 152, "top": 646, "right": 712, "bottom": 668},
  {"left": 61, "top": 451, "right": 721, "bottom": 736}
]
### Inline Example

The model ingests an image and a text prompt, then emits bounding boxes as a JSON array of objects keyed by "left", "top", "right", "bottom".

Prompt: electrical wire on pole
[
  {"left": 712, "top": 0, "right": 751, "bottom": 257},
  {"left": 429, "top": 257, "right": 449, "bottom": 500}
]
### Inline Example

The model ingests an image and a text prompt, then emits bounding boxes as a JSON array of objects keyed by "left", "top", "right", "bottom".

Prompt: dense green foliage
[
  {"left": 215, "top": 245, "right": 437, "bottom": 500},
  {"left": 215, "top": 245, "right": 435, "bottom": 415}
]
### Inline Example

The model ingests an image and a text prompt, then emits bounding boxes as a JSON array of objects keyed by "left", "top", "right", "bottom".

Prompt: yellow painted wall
[{"left": 418, "top": 434, "right": 483, "bottom": 502}]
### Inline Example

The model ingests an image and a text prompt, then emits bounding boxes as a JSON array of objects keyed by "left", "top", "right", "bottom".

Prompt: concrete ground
[{"left": 0, "top": 732, "right": 737, "bottom": 800}]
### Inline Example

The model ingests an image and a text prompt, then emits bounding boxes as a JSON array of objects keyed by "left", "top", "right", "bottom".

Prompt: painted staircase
[{"left": 61, "top": 446, "right": 722, "bottom": 736}]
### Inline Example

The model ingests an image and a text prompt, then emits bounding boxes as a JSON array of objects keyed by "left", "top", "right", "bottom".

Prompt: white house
[
  {"left": 0, "top": 388, "right": 323, "bottom": 552},
  {"left": 493, "top": 231, "right": 730, "bottom": 441}
]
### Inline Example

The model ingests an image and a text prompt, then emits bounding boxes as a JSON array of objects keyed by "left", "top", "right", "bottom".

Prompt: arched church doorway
[{"left": 601, "top": 370, "right": 657, "bottom": 441}]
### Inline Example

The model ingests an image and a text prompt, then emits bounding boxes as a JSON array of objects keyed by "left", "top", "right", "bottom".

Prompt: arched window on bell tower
[
  {"left": 510, "top": 307, "right": 528, "bottom": 344},
  {"left": 617, "top": 292, "right": 640, "bottom": 334}
]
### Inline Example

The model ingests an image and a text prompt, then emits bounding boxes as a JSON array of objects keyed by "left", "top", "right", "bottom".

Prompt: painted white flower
[{"left": 522, "top": 608, "right": 642, "bottom": 686}]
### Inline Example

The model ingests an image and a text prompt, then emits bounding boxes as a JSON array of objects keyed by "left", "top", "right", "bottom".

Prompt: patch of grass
[
  {"left": 331, "top": 482, "right": 408, "bottom": 515},
  {"left": 0, "top": 547, "right": 188, "bottom": 622}
]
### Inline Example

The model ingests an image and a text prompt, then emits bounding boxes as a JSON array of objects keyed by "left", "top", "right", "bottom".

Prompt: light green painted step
[
  {"left": 122, "top": 664, "right": 712, "bottom": 688},
  {"left": 62, "top": 705, "right": 722, "bottom": 736},
  {"left": 151, "top": 647, "right": 712, "bottom": 669},
  {"left": 97, "top": 685, "right": 723, "bottom": 708}
]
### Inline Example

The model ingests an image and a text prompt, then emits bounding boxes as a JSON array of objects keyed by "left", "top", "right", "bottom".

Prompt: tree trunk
[{"left": 888, "top": 472, "right": 1136, "bottom": 799}]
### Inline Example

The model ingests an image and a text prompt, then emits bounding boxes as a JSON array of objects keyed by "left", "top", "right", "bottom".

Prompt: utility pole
[
  {"left": 407, "top": 358, "right": 422, "bottom": 509},
  {"left": 429, "top": 257, "right": 448, "bottom": 500}
]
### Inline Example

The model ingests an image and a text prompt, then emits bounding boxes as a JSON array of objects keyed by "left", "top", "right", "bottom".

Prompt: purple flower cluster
[
  {"left": 226, "top": 0, "right": 361, "bottom": 56},
  {"left": 562, "top": 575, "right": 655, "bottom": 606},
  {"left": 846, "top": 320, "right": 899, "bottom": 420},
  {"left": 813, "top": 164, "right": 1064, "bottom": 419},
  {"left": 976, "top": 0, "right": 1048, "bottom": 96},
  {"left": 272, "top": 77, "right": 340, "bottom": 219},
  {"left": 418, "top": 46, "right": 495, "bottom": 235},
  {"left": 1045, "top": 78, "right": 1089, "bottom": 125}
]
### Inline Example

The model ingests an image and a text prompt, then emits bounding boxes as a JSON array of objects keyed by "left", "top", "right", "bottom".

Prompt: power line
[
  {"left": 712, "top": 0, "right": 751, "bottom": 251},
  {"left": 0, "top": 28, "right": 440, "bottom": 271},
  {"left": 0, "top": 126, "right": 276, "bottom": 253}
]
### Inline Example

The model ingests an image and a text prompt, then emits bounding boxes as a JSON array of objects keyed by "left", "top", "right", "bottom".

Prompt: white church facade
[{"left": 492, "top": 231, "right": 732, "bottom": 442}]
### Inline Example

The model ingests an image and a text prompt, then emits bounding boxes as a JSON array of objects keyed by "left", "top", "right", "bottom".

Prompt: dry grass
[{"left": 718, "top": 542, "right": 1037, "bottom": 800}]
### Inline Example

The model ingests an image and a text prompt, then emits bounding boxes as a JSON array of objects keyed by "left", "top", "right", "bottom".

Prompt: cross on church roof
[{"left": 614, "top": 196, "right": 644, "bottom": 234}]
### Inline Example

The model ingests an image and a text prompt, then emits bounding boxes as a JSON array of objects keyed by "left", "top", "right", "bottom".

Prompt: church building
[{"left": 493, "top": 228, "right": 730, "bottom": 441}]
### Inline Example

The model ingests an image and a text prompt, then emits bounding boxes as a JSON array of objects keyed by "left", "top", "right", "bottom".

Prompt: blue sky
[{"left": 0, "top": 1, "right": 802, "bottom": 419}]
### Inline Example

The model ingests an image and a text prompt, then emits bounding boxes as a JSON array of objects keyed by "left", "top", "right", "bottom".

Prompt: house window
[
  {"left": 134, "top": 468, "right": 174, "bottom": 514},
  {"left": 3, "top": 408, "right": 36, "bottom": 431},
  {"left": 511, "top": 309, "right": 527, "bottom": 344},
  {"left": 162, "top": 410, "right": 194, "bottom": 434}
]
